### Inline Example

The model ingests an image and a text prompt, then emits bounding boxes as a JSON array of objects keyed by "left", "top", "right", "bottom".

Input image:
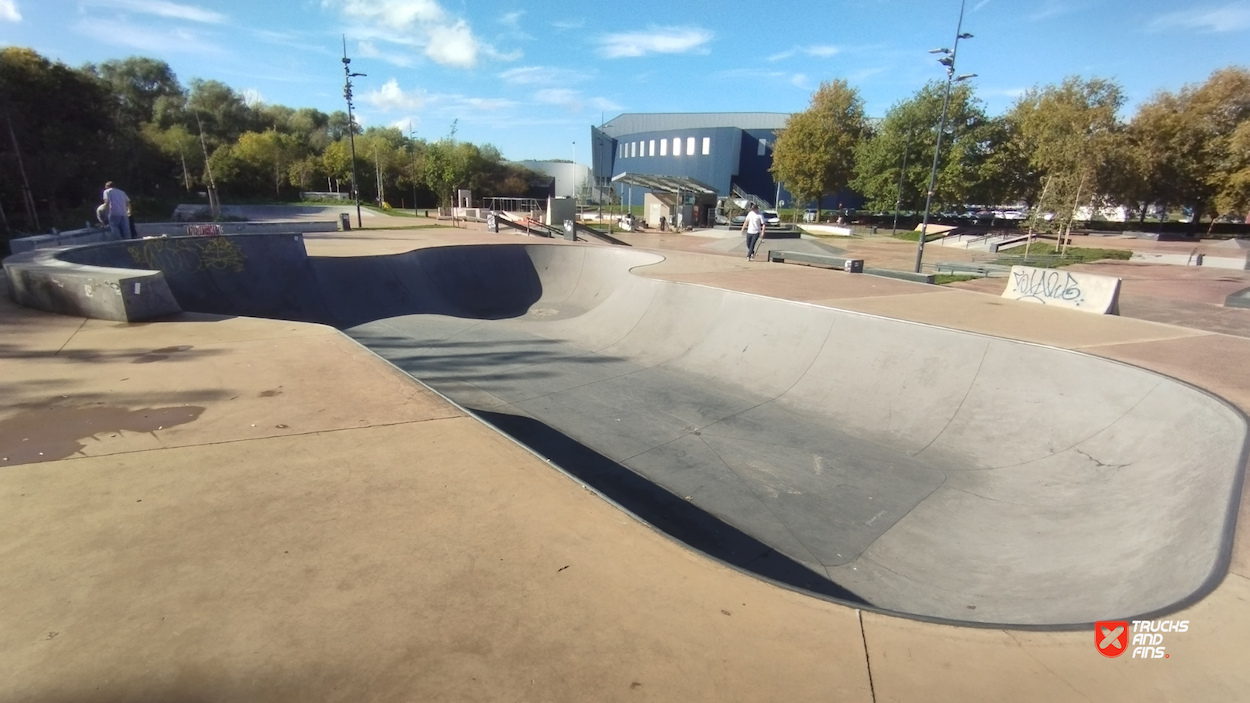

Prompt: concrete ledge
[
  {"left": 1002, "top": 265, "right": 1121, "bottom": 314},
  {"left": 133, "top": 221, "right": 338, "bottom": 237},
  {"left": 3, "top": 247, "right": 180, "bottom": 321},
  {"left": 7, "top": 226, "right": 120, "bottom": 254},
  {"left": 768, "top": 250, "right": 864, "bottom": 273},
  {"left": 865, "top": 267, "right": 935, "bottom": 284}
]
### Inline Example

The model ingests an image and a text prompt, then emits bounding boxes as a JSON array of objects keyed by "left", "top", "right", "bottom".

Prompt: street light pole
[
  {"left": 341, "top": 36, "right": 367, "bottom": 229},
  {"left": 913, "top": 0, "right": 975, "bottom": 273}
]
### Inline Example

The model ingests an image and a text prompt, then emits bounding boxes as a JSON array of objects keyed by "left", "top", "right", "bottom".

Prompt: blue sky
[{"left": 2, "top": 0, "right": 1248, "bottom": 163}]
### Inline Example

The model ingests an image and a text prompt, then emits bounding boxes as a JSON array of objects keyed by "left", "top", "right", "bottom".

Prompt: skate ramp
[{"left": 8, "top": 237, "right": 1247, "bottom": 627}]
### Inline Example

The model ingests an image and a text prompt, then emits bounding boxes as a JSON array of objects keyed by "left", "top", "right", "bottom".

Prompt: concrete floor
[{"left": 2, "top": 222, "right": 1249, "bottom": 701}]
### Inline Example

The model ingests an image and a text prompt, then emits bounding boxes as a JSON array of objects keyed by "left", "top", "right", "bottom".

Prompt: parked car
[{"left": 762, "top": 210, "right": 782, "bottom": 226}]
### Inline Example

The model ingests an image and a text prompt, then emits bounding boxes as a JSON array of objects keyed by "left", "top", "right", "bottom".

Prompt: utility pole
[
  {"left": 342, "top": 36, "right": 366, "bottom": 229},
  {"left": 193, "top": 111, "right": 220, "bottom": 218}
]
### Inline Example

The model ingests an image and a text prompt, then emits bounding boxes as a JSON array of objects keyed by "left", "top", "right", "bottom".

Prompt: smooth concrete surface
[
  {"left": 16, "top": 233, "right": 1240, "bottom": 625},
  {"left": 3, "top": 246, "right": 181, "bottom": 321},
  {"left": 5, "top": 224, "right": 1250, "bottom": 700}
]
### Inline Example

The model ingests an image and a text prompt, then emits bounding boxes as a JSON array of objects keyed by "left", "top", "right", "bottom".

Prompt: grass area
[
  {"left": 996, "top": 242, "right": 1132, "bottom": 267},
  {"left": 934, "top": 274, "right": 982, "bottom": 285},
  {"left": 891, "top": 230, "right": 946, "bottom": 242}
]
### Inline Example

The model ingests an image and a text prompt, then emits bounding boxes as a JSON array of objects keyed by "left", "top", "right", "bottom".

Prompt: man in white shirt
[
  {"left": 102, "top": 181, "right": 133, "bottom": 239},
  {"left": 739, "top": 203, "right": 766, "bottom": 260}
]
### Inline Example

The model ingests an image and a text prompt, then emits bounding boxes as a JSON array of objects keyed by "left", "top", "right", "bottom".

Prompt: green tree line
[
  {"left": 771, "top": 68, "right": 1250, "bottom": 232},
  {"left": 0, "top": 47, "right": 549, "bottom": 241}
]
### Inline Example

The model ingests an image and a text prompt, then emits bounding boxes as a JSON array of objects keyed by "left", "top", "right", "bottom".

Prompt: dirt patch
[{"left": 0, "top": 404, "right": 205, "bottom": 466}]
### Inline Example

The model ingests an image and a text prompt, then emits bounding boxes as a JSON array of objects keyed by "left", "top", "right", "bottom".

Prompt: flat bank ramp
[{"left": 10, "top": 237, "right": 1246, "bottom": 627}]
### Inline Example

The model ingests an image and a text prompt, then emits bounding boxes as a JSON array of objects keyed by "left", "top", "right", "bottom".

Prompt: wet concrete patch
[
  {"left": 132, "top": 345, "right": 194, "bottom": 364},
  {"left": 0, "top": 404, "right": 205, "bottom": 466}
]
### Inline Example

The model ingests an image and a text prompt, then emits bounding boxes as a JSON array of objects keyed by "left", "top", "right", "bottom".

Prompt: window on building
[
  {"left": 757, "top": 138, "right": 767, "bottom": 156},
  {"left": 631, "top": 142, "right": 636, "bottom": 157},
  {"left": 673, "top": 137, "right": 682, "bottom": 156},
  {"left": 687, "top": 137, "right": 695, "bottom": 156},
  {"left": 702, "top": 137, "right": 711, "bottom": 155},
  {"left": 619, "top": 143, "right": 625, "bottom": 158},
  {"left": 649, "top": 140, "right": 655, "bottom": 156},
  {"left": 660, "top": 138, "right": 667, "bottom": 156}
]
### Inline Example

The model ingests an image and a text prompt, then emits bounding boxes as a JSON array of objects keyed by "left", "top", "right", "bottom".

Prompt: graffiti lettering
[
  {"left": 186, "top": 223, "right": 222, "bottom": 237},
  {"left": 1011, "top": 268, "right": 1084, "bottom": 306},
  {"left": 128, "top": 237, "right": 247, "bottom": 273}
]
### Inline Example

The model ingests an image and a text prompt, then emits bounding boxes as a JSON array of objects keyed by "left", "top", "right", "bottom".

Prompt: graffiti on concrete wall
[
  {"left": 127, "top": 237, "right": 247, "bottom": 273},
  {"left": 1010, "top": 268, "right": 1084, "bottom": 306},
  {"left": 1002, "top": 265, "right": 1121, "bottom": 315}
]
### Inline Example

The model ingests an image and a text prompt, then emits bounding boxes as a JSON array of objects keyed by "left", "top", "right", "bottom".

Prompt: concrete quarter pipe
[{"left": 8, "top": 236, "right": 1248, "bottom": 627}]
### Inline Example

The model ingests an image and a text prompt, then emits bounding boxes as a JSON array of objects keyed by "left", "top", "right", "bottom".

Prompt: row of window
[
  {"left": 617, "top": 137, "right": 770, "bottom": 159},
  {"left": 619, "top": 136, "right": 711, "bottom": 159}
]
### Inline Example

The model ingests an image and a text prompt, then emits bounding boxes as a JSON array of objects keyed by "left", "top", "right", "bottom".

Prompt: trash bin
[
  {"left": 339, "top": 212, "right": 351, "bottom": 231},
  {"left": 871, "top": 225, "right": 878, "bottom": 235},
  {"left": 844, "top": 258, "right": 864, "bottom": 274}
]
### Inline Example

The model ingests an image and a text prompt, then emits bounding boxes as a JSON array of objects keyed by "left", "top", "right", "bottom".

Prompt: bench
[{"left": 768, "top": 250, "right": 863, "bottom": 273}]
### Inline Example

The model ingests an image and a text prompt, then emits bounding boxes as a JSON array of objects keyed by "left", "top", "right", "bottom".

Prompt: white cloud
[
  {"left": 790, "top": 74, "right": 809, "bottom": 89},
  {"left": 552, "top": 19, "right": 585, "bottom": 30},
  {"left": 0, "top": 0, "right": 20, "bottom": 22},
  {"left": 1149, "top": 3, "right": 1250, "bottom": 32},
  {"left": 599, "top": 27, "right": 713, "bottom": 58},
  {"left": 533, "top": 88, "right": 622, "bottom": 114},
  {"left": 769, "top": 45, "right": 841, "bottom": 62},
  {"left": 242, "top": 88, "right": 265, "bottom": 106},
  {"left": 391, "top": 116, "right": 420, "bottom": 133},
  {"left": 500, "top": 10, "right": 524, "bottom": 25},
  {"left": 83, "top": 0, "right": 226, "bottom": 24},
  {"left": 974, "top": 0, "right": 993, "bottom": 9},
  {"left": 71, "top": 17, "right": 225, "bottom": 55},
  {"left": 498, "top": 65, "right": 590, "bottom": 85},
  {"left": 324, "top": 0, "right": 497, "bottom": 69},
  {"left": 426, "top": 20, "right": 479, "bottom": 68},
  {"left": 363, "top": 78, "right": 425, "bottom": 112}
]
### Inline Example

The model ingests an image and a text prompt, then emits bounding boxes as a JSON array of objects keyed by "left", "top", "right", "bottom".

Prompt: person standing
[
  {"left": 740, "top": 203, "right": 767, "bottom": 260},
  {"left": 102, "top": 181, "right": 133, "bottom": 239}
]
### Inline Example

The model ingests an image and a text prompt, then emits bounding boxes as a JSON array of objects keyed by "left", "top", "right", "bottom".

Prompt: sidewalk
[{"left": 1, "top": 228, "right": 1247, "bottom": 702}]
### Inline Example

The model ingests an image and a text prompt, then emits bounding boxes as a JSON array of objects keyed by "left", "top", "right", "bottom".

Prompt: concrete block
[{"left": 1002, "top": 265, "right": 1121, "bottom": 314}]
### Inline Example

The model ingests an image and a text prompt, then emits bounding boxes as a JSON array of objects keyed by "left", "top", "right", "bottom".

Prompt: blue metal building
[
  {"left": 591, "top": 112, "right": 790, "bottom": 207},
  {"left": 590, "top": 112, "right": 865, "bottom": 217}
]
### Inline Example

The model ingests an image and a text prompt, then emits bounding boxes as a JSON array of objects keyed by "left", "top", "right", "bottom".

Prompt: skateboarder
[{"left": 101, "top": 182, "right": 134, "bottom": 239}]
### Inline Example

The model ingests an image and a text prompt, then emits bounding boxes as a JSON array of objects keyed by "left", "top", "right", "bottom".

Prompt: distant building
[
  {"left": 515, "top": 160, "right": 591, "bottom": 199},
  {"left": 590, "top": 112, "right": 862, "bottom": 212}
]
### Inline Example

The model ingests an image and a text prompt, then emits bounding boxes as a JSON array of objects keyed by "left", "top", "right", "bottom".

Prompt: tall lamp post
[
  {"left": 913, "top": 0, "right": 976, "bottom": 273},
  {"left": 341, "top": 37, "right": 366, "bottom": 229}
]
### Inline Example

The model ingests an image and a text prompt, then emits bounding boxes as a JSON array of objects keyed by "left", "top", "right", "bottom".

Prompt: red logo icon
[{"left": 1096, "top": 621, "right": 1129, "bottom": 658}]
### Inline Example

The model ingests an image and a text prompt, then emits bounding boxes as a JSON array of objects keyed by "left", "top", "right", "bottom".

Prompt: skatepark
[{"left": 3, "top": 210, "right": 1250, "bottom": 700}]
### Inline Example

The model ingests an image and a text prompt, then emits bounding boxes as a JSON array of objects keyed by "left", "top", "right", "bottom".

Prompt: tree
[
  {"left": 852, "top": 81, "right": 1002, "bottom": 212},
  {"left": 1126, "top": 68, "right": 1250, "bottom": 227},
  {"left": 233, "top": 129, "right": 300, "bottom": 195},
  {"left": 770, "top": 79, "right": 868, "bottom": 208},
  {"left": 141, "top": 122, "right": 201, "bottom": 190},
  {"left": 89, "top": 57, "right": 183, "bottom": 131},
  {"left": 1002, "top": 76, "right": 1124, "bottom": 231}
]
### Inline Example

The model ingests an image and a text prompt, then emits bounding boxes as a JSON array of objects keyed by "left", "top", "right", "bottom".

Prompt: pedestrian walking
[
  {"left": 740, "top": 203, "right": 767, "bottom": 260},
  {"left": 102, "top": 182, "right": 134, "bottom": 239}
]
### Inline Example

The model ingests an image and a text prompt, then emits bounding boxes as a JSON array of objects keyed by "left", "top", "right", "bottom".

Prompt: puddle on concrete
[{"left": 0, "top": 404, "right": 205, "bottom": 466}]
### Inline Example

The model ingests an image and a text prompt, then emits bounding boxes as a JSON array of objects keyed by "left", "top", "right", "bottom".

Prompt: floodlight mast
[
  {"left": 342, "top": 36, "right": 366, "bottom": 229},
  {"left": 913, "top": 0, "right": 974, "bottom": 273}
]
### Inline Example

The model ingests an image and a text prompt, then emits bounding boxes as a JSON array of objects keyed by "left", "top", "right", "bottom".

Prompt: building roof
[
  {"left": 599, "top": 112, "right": 791, "bottom": 138},
  {"left": 611, "top": 172, "right": 719, "bottom": 195}
]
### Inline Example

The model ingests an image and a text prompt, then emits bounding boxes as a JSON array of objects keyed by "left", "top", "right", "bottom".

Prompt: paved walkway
[{"left": 2, "top": 227, "right": 1248, "bottom": 701}]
